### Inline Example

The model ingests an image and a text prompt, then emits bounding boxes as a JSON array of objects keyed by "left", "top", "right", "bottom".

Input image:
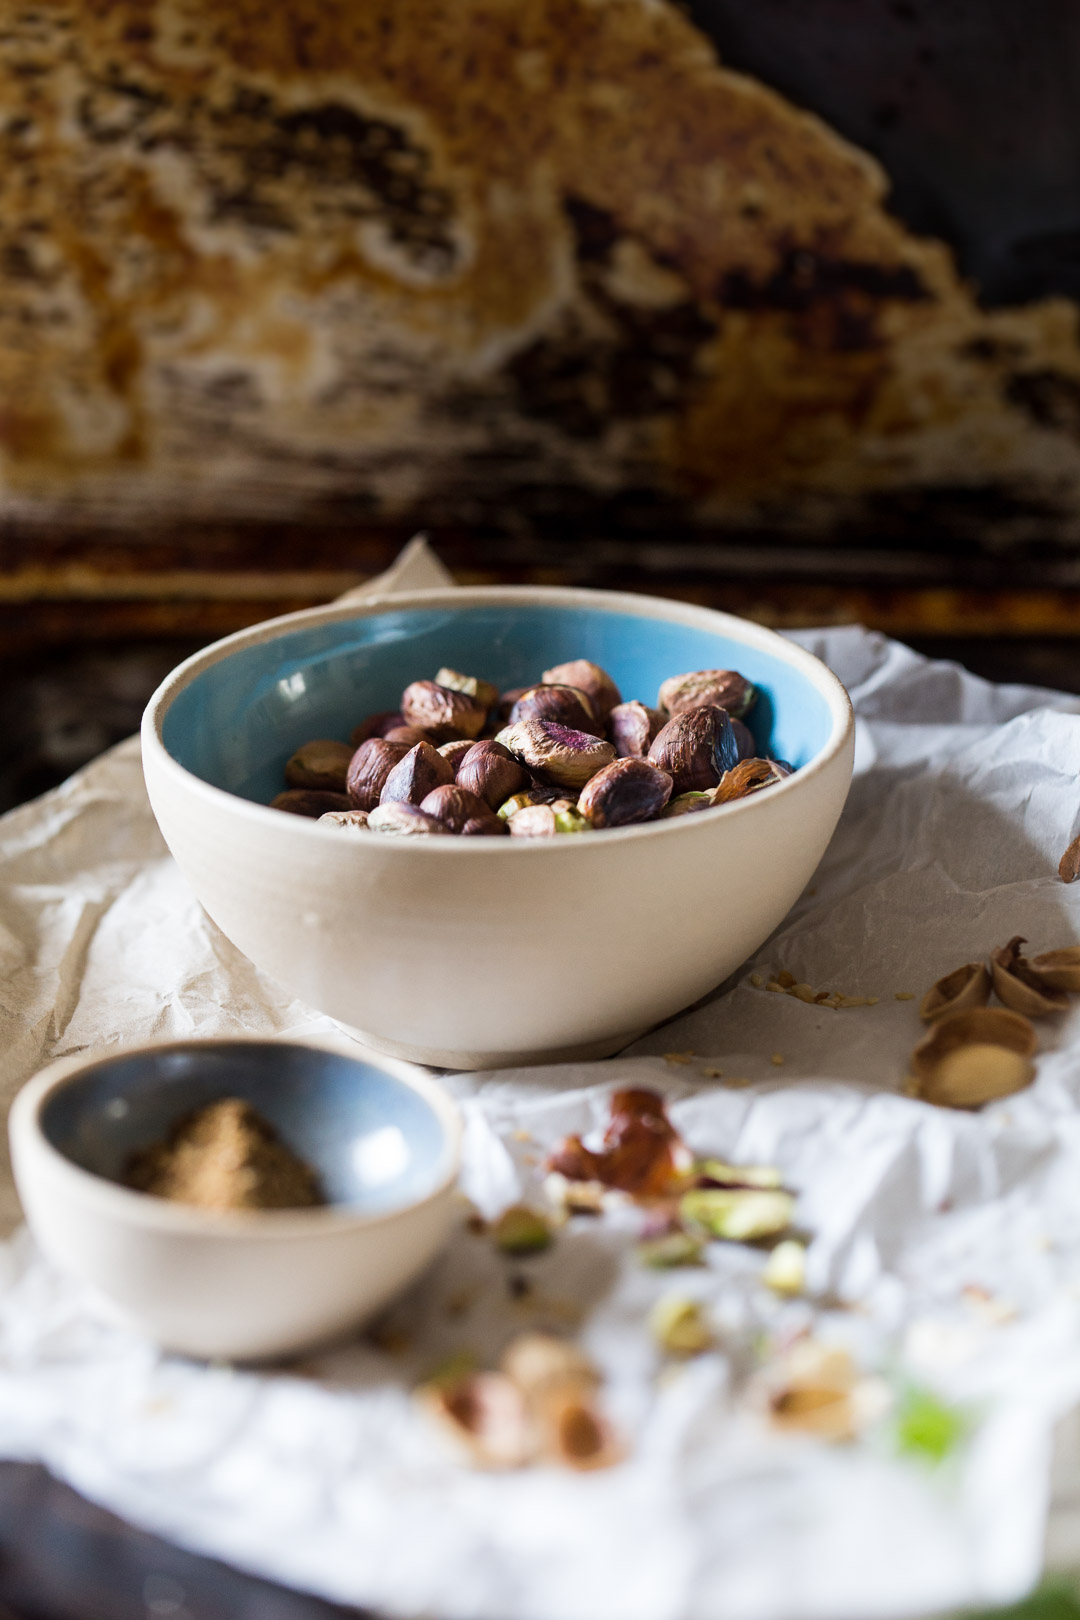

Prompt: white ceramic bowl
[
  {"left": 141, "top": 586, "right": 854, "bottom": 1069},
  {"left": 10, "top": 1037, "right": 462, "bottom": 1361}
]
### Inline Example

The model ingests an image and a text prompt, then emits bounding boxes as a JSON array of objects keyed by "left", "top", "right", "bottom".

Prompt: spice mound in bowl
[
  {"left": 142, "top": 586, "right": 854, "bottom": 1069},
  {"left": 125, "top": 1098, "right": 325, "bottom": 1211}
]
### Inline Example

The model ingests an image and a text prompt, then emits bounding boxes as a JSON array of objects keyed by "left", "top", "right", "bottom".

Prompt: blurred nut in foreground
[
  {"left": 284, "top": 739, "right": 355, "bottom": 793},
  {"left": 920, "top": 962, "right": 991, "bottom": 1023},
  {"left": 507, "top": 803, "right": 590, "bottom": 837},
  {"left": 367, "top": 802, "right": 453, "bottom": 837},
  {"left": 270, "top": 789, "right": 352, "bottom": 818},
  {"left": 661, "top": 791, "right": 713, "bottom": 819},
  {"left": 579, "top": 758, "right": 673, "bottom": 828},
  {"left": 493, "top": 1205, "right": 554, "bottom": 1255},
  {"left": 541, "top": 659, "right": 622, "bottom": 723},
  {"left": 647, "top": 706, "right": 738, "bottom": 796},
  {"left": 318, "top": 810, "right": 370, "bottom": 832},
  {"left": 650, "top": 1295, "right": 713, "bottom": 1355},
  {"left": 497, "top": 718, "right": 616, "bottom": 790},
  {"left": 420, "top": 784, "right": 505, "bottom": 835}
]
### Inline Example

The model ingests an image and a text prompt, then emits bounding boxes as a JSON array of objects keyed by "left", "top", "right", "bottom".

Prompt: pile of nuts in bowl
[{"left": 270, "top": 658, "right": 794, "bottom": 838}]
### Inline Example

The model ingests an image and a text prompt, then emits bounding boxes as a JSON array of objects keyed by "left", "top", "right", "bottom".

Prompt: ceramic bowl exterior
[
  {"left": 141, "top": 587, "right": 854, "bottom": 1068},
  {"left": 9, "top": 1038, "right": 462, "bottom": 1361}
]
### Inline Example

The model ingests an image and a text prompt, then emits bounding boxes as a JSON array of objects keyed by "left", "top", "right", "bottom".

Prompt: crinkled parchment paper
[{"left": 4, "top": 542, "right": 1080, "bottom": 1619}]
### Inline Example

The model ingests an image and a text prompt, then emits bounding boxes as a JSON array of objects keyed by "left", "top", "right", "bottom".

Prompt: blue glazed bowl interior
[
  {"left": 160, "top": 602, "right": 834, "bottom": 804},
  {"left": 40, "top": 1044, "right": 451, "bottom": 1213}
]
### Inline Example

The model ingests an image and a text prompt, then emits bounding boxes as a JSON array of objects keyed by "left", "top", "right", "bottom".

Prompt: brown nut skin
[
  {"left": 658, "top": 669, "right": 756, "bottom": 720},
  {"left": 497, "top": 718, "right": 616, "bottom": 790},
  {"left": 346, "top": 738, "right": 410, "bottom": 811},
  {"left": 578, "top": 759, "right": 673, "bottom": 828},
  {"left": 271, "top": 789, "right": 352, "bottom": 818},
  {"left": 541, "top": 660, "right": 622, "bottom": 724},
  {"left": 419, "top": 783, "right": 500, "bottom": 834},
  {"left": 380, "top": 741, "right": 456, "bottom": 807},
  {"left": 647, "top": 706, "right": 739, "bottom": 796},
  {"left": 920, "top": 962, "right": 991, "bottom": 1023},
  {"left": 383, "top": 724, "right": 438, "bottom": 748},
  {"left": 608, "top": 701, "right": 664, "bottom": 759},
  {"left": 401, "top": 680, "right": 486, "bottom": 740},
  {"left": 456, "top": 739, "right": 528, "bottom": 809},
  {"left": 731, "top": 718, "right": 756, "bottom": 762},
  {"left": 497, "top": 687, "right": 528, "bottom": 724},
  {"left": 434, "top": 667, "right": 499, "bottom": 713},
  {"left": 509, "top": 685, "right": 600, "bottom": 736},
  {"left": 438, "top": 738, "right": 477, "bottom": 772},
  {"left": 283, "top": 739, "right": 355, "bottom": 793},
  {"left": 350, "top": 711, "right": 405, "bottom": 747},
  {"left": 367, "top": 802, "right": 453, "bottom": 837},
  {"left": 461, "top": 815, "right": 509, "bottom": 837},
  {"left": 990, "top": 936, "right": 1069, "bottom": 1016},
  {"left": 711, "top": 757, "right": 792, "bottom": 804}
]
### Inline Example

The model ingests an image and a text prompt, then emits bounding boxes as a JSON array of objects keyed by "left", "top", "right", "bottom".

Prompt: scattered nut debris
[
  {"left": 762, "top": 1239, "right": 806, "bottom": 1296},
  {"left": 894, "top": 992, "right": 915, "bottom": 1002},
  {"left": 770, "top": 1053, "right": 785, "bottom": 1066},
  {"left": 664, "top": 1051, "right": 695, "bottom": 1066},
  {"left": 702, "top": 1067, "right": 723, "bottom": 1079},
  {"left": 493, "top": 1205, "right": 554, "bottom": 1256},
  {"left": 650, "top": 1295, "right": 713, "bottom": 1355},
  {"left": 680, "top": 1187, "right": 795, "bottom": 1242},
  {"left": 637, "top": 1229, "right": 707, "bottom": 1269},
  {"left": 909, "top": 1007, "right": 1037, "bottom": 1108},
  {"left": 777, "top": 971, "right": 796, "bottom": 989},
  {"left": 544, "top": 1173, "right": 606, "bottom": 1216},
  {"left": 547, "top": 1088, "right": 692, "bottom": 1198},
  {"left": 750, "top": 973, "right": 764, "bottom": 988},
  {"left": 1059, "top": 833, "right": 1080, "bottom": 884}
]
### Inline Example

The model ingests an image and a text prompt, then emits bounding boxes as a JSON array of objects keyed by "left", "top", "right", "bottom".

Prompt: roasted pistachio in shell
[
  {"left": 271, "top": 789, "right": 352, "bottom": 818},
  {"left": 434, "top": 667, "right": 499, "bottom": 713},
  {"left": 401, "top": 680, "right": 487, "bottom": 740},
  {"left": 712, "top": 757, "right": 792, "bottom": 804},
  {"left": 380, "top": 741, "right": 455, "bottom": 807},
  {"left": 420, "top": 783, "right": 504, "bottom": 835},
  {"left": 461, "top": 814, "right": 509, "bottom": 837},
  {"left": 910, "top": 1006, "right": 1037, "bottom": 1108},
  {"left": 990, "top": 936, "right": 1069, "bottom": 1016},
  {"left": 541, "top": 660, "right": 622, "bottom": 723},
  {"left": 508, "top": 684, "right": 599, "bottom": 735},
  {"left": 438, "top": 737, "right": 477, "bottom": 771},
  {"left": 919, "top": 961, "right": 991, "bottom": 1022},
  {"left": 507, "top": 802, "right": 590, "bottom": 837},
  {"left": 608, "top": 700, "right": 664, "bottom": 759},
  {"left": 284, "top": 739, "right": 355, "bottom": 793},
  {"left": 350, "top": 710, "right": 404, "bottom": 747},
  {"left": 1029, "top": 946, "right": 1080, "bottom": 991},
  {"left": 496, "top": 718, "right": 615, "bottom": 790},
  {"left": 367, "top": 802, "right": 452, "bottom": 837},
  {"left": 658, "top": 668, "right": 756, "bottom": 720},
  {"left": 346, "top": 737, "right": 410, "bottom": 811},
  {"left": 647, "top": 705, "right": 738, "bottom": 796},
  {"left": 318, "top": 809, "right": 370, "bottom": 832},
  {"left": 578, "top": 758, "right": 673, "bottom": 828},
  {"left": 497, "top": 788, "right": 558, "bottom": 820},
  {"left": 660, "top": 791, "right": 713, "bottom": 819},
  {"left": 456, "top": 739, "right": 528, "bottom": 810},
  {"left": 382, "top": 724, "right": 437, "bottom": 748}
]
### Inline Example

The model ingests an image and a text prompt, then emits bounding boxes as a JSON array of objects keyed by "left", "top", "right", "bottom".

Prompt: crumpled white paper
[{"left": 4, "top": 543, "right": 1080, "bottom": 1620}]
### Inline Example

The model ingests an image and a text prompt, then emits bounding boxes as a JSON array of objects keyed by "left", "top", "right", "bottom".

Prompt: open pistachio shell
[
  {"left": 1029, "top": 946, "right": 1080, "bottom": 992},
  {"left": 418, "top": 1371, "right": 536, "bottom": 1469},
  {"left": 910, "top": 1006, "right": 1037, "bottom": 1107},
  {"left": 919, "top": 961, "right": 991, "bottom": 1023},
  {"left": 1059, "top": 834, "right": 1080, "bottom": 884},
  {"left": 990, "top": 936, "right": 1069, "bottom": 1016}
]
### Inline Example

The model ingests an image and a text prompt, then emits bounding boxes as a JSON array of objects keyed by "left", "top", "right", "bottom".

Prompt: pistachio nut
[
  {"left": 493, "top": 1204, "right": 554, "bottom": 1255},
  {"left": 650, "top": 1295, "right": 713, "bottom": 1355},
  {"left": 711, "top": 757, "right": 792, "bottom": 804},
  {"left": 497, "top": 686, "right": 528, "bottom": 723},
  {"left": 766, "top": 1343, "right": 860, "bottom": 1441},
  {"left": 418, "top": 1370, "right": 535, "bottom": 1469},
  {"left": 367, "top": 801, "right": 453, "bottom": 836},
  {"left": 461, "top": 815, "right": 509, "bottom": 837},
  {"left": 679, "top": 1187, "right": 795, "bottom": 1241},
  {"left": 660, "top": 791, "right": 713, "bottom": 819},
  {"left": 541, "top": 659, "right": 622, "bottom": 723},
  {"left": 990, "top": 935, "right": 1070, "bottom": 1016},
  {"left": 456, "top": 739, "right": 528, "bottom": 810},
  {"left": 508, "top": 684, "right": 599, "bottom": 736},
  {"left": 578, "top": 758, "right": 673, "bottom": 828},
  {"left": 420, "top": 783, "right": 505, "bottom": 835},
  {"left": 542, "top": 1389, "right": 622, "bottom": 1470},
  {"left": 497, "top": 788, "right": 557, "bottom": 820},
  {"left": 696, "top": 1159, "right": 783, "bottom": 1190},
  {"left": 271, "top": 789, "right": 353, "bottom": 818},
  {"left": 283, "top": 738, "right": 355, "bottom": 793},
  {"left": 401, "top": 679, "right": 487, "bottom": 740},
  {"left": 647, "top": 705, "right": 738, "bottom": 796},
  {"left": 317, "top": 809, "right": 370, "bottom": 832},
  {"left": 1061, "top": 833, "right": 1080, "bottom": 884},
  {"left": 346, "top": 737, "right": 410, "bottom": 811},
  {"left": 1029, "top": 945, "right": 1080, "bottom": 991},
  {"left": 910, "top": 1006, "right": 1037, "bottom": 1107},
  {"left": 496, "top": 718, "right": 616, "bottom": 789},
  {"left": 437, "top": 737, "right": 477, "bottom": 771},
  {"left": 507, "top": 802, "right": 591, "bottom": 837},
  {"left": 382, "top": 724, "right": 437, "bottom": 748},
  {"left": 434, "top": 667, "right": 499, "bottom": 712},
  {"left": 637, "top": 1230, "right": 706, "bottom": 1269},
  {"left": 350, "top": 710, "right": 404, "bottom": 747},
  {"left": 762, "top": 1239, "right": 806, "bottom": 1296},
  {"left": 657, "top": 668, "right": 756, "bottom": 719},
  {"left": 500, "top": 1333, "right": 599, "bottom": 1399},
  {"left": 607, "top": 700, "right": 666, "bottom": 759},
  {"left": 731, "top": 717, "right": 756, "bottom": 761},
  {"left": 380, "top": 740, "right": 456, "bottom": 807},
  {"left": 919, "top": 961, "right": 992, "bottom": 1022}
]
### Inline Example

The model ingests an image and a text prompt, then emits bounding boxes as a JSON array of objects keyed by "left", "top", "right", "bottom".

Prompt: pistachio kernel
[{"left": 493, "top": 1205, "right": 554, "bottom": 1256}]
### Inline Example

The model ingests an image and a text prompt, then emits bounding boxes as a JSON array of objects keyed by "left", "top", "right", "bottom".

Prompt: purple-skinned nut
[
  {"left": 730, "top": 717, "right": 755, "bottom": 761},
  {"left": 438, "top": 737, "right": 477, "bottom": 771},
  {"left": 496, "top": 718, "right": 616, "bottom": 791},
  {"left": 383, "top": 724, "right": 438, "bottom": 748},
  {"left": 507, "top": 802, "right": 591, "bottom": 837},
  {"left": 350, "top": 710, "right": 405, "bottom": 747},
  {"left": 657, "top": 669, "right": 756, "bottom": 720},
  {"left": 346, "top": 738, "right": 410, "bottom": 811},
  {"left": 456, "top": 739, "right": 527, "bottom": 809},
  {"left": 711, "top": 757, "right": 792, "bottom": 804},
  {"left": 380, "top": 741, "right": 455, "bottom": 807},
  {"left": 460, "top": 815, "right": 509, "bottom": 837},
  {"left": 284, "top": 739, "right": 355, "bottom": 793},
  {"left": 497, "top": 687, "right": 528, "bottom": 724},
  {"left": 541, "top": 660, "right": 621, "bottom": 724},
  {"left": 647, "top": 705, "right": 738, "bottom": 796},
  {"left": 578, "top": 758, "right": 673, "bottom": 828},
  {"left": 419, "top": 783, "right": 499, "bottom": 834},
  {"left": 367, "top": 802, "right": 452, "bottom": 837},
  {"left": 508, "top": 684, "right": 599, "bottom": 736},
  {"left": 271, "top": 789, "right": 352, "bottom": 818},
  {"left": 608, "top": 701, "right": 665, "bottom": 759},
  {"left": 401, "top": 680, "right": 487, "bottom": 740}
]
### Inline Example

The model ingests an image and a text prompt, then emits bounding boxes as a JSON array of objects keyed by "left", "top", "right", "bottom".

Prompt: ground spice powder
[{"left": 125, "top": 1098, "right": 325, "bottom": 1211}]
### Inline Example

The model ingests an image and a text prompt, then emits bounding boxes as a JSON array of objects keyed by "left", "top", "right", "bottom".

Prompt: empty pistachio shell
[
  {"left": 990, "top": 936, "right": 1069, "bottom": 1016},
  {"left": 401, "top": 680, "right": 487, "bottom": 740},
  {"left": 711, "top": 757, "right": 792, "bottom": 804},
  {"left": 346, "top": 738, "right": 410, "bottom": 811},
  {"left": 284, "top": 739, "right": 355, "bottom": 793},
  {"left": 660, "top": 791, "right": 713, "bottom": 819},
  {"left": 608, "top": 701, "right": 665, "bottom": 759},
  {"left": 910, "top": 1007, "right": 1037, "bottom": 1102},
  {"left": 920, "top": 962, "right": 992, "bottom": 1022},
  {"left": 434, "top": 667, "right": 499, "bottom": 712},
  {"left": 318, "top": 809, "right": 370, "bottom": 832},
  {"left": 493, "top": 1205, "right": 553, "bottom": 1255},
  {"left": 918, "top": 1043, "right": 1035, "bottom": 1109},
  {"left": 542, "top": 1389, "right": 623, "bottom": 1470},
  {"left": 658, "top": 668, "right": 756, "bottom": 719},
  {"left": 419, "top": 1371, "right": 535, "bottom": 1469},
  {"left": 679, "top": 1187, "right": 795, "bottom": 1241},
  {"left": 367, "top": 802, "right": 453, "bottom": 837},
  {"left": 1060, "top": 834, "right": 1080, "bottom": 884},
  {"left": 456, "top": 739, "right": 528, "bottom": 809},
  {"left": 1029, "top": 946, "right": 1080, "bottom": 991},
  {"left": 380, "top": 741, "right": 456, "bottom": 807},
  {"left": 650, "top": 1295, "right": 713, "bottom": 1355},
  {"left": 419, "top": 784, "right": 502, "bottom": 834},
  {"left": 578, "top": 758, "right": 673, "bottom": 828},
  {"left": 508, "top": 684, "right": 599, "bottom": 735},
  {"left": 271, "top": 789, "right": 352, "bottom": 818},
  {"left": 647, "top": 706, "right": 739, "bottom": 796},
  {"left": 541, "top": 660, "right": 622, "bottom": 723},
  {"left": 496, "top": 718, "right": 616, "bottom": 790}
]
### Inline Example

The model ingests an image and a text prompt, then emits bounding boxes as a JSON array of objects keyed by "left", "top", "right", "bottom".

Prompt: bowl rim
[
  {"left": 141, "top": 583, "right": 854, "bottom": 850},
  {"left": 9, "top": 1035, "right": 463, "bottom": 1238}
]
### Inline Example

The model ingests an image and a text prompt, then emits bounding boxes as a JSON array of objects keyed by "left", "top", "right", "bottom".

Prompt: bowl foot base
[{"left": 332, "top": 1024, "right": 651, "bottom": 1072}]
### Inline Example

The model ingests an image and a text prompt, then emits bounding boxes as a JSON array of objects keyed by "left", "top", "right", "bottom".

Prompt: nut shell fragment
[
  {"left": 419, "top": 1372, "right": 536, "bottom": 1470},
  {"left": 434, "top": 668, "right": 499, "bottom": 712},
  {"left": 919, "top": 962, "right": 991, "bottom": 1023},
  {"left": 679, "top": 1187, "right": 794, "bottom": 1241},
  {"left": 1030, "top": 946, "right": 1080, "bottom": 991},
  {"left": 910, "top": 1006, "right": 1037, "bottom": 1107},
  {"left": 990, "top": 936, "right": 1069, "bottom": 1016},
  {"left": 1060, "top": 833, "right": 1080, "bottom": 883},
  {"left": 711, "top": 757, "right": 792, "bottom": 804},
  {"left": 918, "top": 1044, "right": 1035, "bottom": 1109},
  {"left": 318, "top": 809, "right": 370, "bottom": 832}
]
